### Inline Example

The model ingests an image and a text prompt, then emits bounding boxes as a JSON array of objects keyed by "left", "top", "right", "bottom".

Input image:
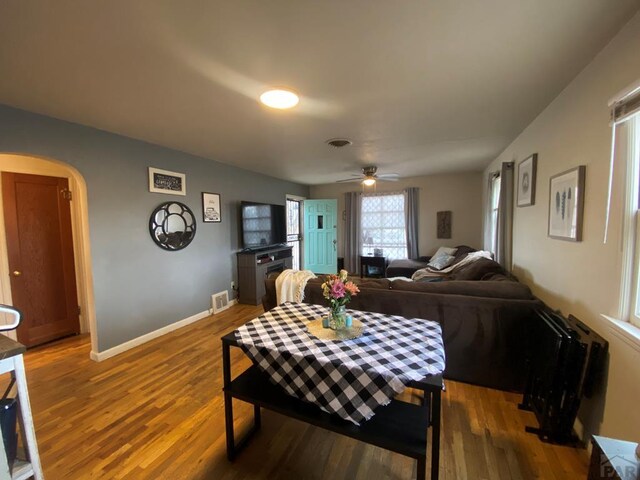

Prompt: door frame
[{"left": 0, "top": 154, "right": 97, "bottom": 354}]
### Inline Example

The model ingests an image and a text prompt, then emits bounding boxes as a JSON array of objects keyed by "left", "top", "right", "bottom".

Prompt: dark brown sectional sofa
[{"left": 262, "top": 255, "right": 543, "bottom": 392}]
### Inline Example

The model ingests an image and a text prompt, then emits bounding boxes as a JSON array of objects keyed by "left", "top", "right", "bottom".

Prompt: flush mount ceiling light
[{"left": 259, "top": 89, "right": 299, "bottom": 109}]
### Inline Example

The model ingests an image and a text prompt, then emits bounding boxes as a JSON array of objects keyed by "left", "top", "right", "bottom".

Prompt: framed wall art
[
  {"left": 148, "top": 167, "right": 186, "bottom": 196},
  {"left": 517, "top": 153, "right": 537, "bottom": 207},
  {"left": 548, "top": 166, "right": 585, "bottom": 242},
  {"left": 202, "top": 192, "right": 221, "bottom": 223},
  {"left": 437, "top": 211, "right": 452, "bottom": 239}
]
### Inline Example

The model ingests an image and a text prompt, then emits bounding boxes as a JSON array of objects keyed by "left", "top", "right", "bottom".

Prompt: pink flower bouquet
[{"left": 321, "top": 270, "right": 359, "bottom": 329}]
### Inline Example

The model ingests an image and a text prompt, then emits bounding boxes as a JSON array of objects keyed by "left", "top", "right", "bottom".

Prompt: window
[
  {"left": 360, "top": 193, "right": 407, "bottom": 260},
  {"left": 610, "top": 79, "right": 640, "bottom": 329},
  {"left": 621, "top": 115, "right": 640, "bottom": 327},
  {"left": 489, "top": 173, "right": 501, "bottom": 255}
]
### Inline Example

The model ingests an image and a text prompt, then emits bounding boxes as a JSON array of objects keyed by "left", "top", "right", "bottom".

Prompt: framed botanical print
[
  {"left": 548, "top": 166, "right": 585, "bottom": 241},
  {"left": 517, "top": 154, "right": 537, "bottom": 207}
]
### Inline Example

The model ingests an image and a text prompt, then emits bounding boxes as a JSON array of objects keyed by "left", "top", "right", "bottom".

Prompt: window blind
[
  {"left": 611, "top": 84, "right": 640, "bottom": 125},
  {"left": 604, "top": 79, "right": 640, "bottom": 242}
]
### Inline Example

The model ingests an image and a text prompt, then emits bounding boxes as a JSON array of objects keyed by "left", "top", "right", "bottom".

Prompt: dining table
[{"left": 221, "top": 302, "right": 446, "bottom": 480}]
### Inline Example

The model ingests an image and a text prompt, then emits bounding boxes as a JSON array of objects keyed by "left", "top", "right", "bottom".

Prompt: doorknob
[
  {"left": 11, "top": 271, "right": 21, "bottom": 277},
  {"left": 332, "top": 239, "right": 337, "bottom": 251}
]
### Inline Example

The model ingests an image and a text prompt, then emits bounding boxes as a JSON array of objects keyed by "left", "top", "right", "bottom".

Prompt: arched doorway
[{"left": 0, "top": 153, "right": 97, "bottom": 354}]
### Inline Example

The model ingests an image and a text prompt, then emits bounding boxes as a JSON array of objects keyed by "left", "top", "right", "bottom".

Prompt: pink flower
[{"left": 330, "top": 281, "right": 346, "bottom": 299}]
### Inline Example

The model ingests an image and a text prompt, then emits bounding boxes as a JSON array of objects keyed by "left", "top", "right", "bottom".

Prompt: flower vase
[{"left": 330, "top": 305, "right": 348, "bottom": 330}]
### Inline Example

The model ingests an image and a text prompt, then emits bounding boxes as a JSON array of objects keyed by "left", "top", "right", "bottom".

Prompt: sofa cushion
[
  {"left": 354, "top": 278, "right": 391, "bottom": 289},
  {"left": 449, "top": 245, "right": 477, "bottom": 266},
  {"left": 428, "top": 253, "right": 455, "bottom": 270},
  {"left": 309, "top": 276, "right": 390, "bottom": 290},
  {"left": 449, "top": 258, "right": 506, "bottom": 281},
  {"left": 385, "top": 258, "right": 429, "bottom": 278},
  {"left": 431, "top": 246, "right": 457, "bottom": 259},
  {"left": 389, "top": 278, "right": 533, "bottom": 300}
]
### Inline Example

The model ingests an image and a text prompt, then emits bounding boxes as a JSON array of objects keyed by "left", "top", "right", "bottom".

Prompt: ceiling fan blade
[
  {"left": 335, "top": 178, "right": 362, "bottom": 183},
  {"left": 377, "top": 177, "right": 399, "bottom": 182},
  {"left": 377, "top": 173, "right": 400, "bottom": 179}
]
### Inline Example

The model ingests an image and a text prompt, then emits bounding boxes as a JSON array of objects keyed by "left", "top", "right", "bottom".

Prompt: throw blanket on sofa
[
  {"left": 412, "top": 250, "right": 493, "bottom": 282},
  {"left": 276, "top": 269, "right": 317, "bottom": 304}
]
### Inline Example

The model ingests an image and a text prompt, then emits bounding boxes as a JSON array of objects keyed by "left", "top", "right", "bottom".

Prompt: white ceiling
[{"left": 0, "top": 1, "right": 638, "bottom": 185}]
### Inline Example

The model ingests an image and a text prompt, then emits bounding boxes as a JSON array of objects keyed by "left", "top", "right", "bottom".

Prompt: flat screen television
[{"left": 240, "top": 201, "right": 287, "bottom": 249}]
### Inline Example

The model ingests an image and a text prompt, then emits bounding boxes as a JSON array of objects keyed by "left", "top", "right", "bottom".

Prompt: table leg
[
  {"left": 222, "top": 341, "right": 236, "bottom": 461},
  {"left": 417, "top": 457, "right": 426, "bottom": 480},
  {"left": 254, "top": 405, "right": 261, "bottom": 430}
]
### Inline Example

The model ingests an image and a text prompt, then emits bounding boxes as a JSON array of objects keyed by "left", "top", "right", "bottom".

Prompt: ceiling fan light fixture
[
  {"left": 259, "top": 89, "right": 299, "bottom": 109},
  {"left": 362, "top": 177, "right": 376, "bottom": 186}
]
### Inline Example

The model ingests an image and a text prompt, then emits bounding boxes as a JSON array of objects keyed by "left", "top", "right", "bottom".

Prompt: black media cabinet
[
  {"left": 222, "top": 333, "right": 443, "bottom": 480},
  {"left": 236, "top": 245, "right": 293, "bottom": 305}
]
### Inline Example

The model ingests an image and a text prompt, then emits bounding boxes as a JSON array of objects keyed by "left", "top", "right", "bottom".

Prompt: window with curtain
[
  {"left": 489, "top": 173, "right": 501, "bottom": 255},
  {"left": 608, "top": 80, "right": 640, "bottom": 328},
  {"left": 361, "top": 192, "right": 407, "bottom": 260}
]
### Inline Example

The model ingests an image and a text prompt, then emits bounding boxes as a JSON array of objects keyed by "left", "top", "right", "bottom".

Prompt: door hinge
[
  {"left": 78, "top": 305, "right": 81, "bottom": 315},
  {"left": 61, "top": 189, "right": 73, "bottom": 201}
]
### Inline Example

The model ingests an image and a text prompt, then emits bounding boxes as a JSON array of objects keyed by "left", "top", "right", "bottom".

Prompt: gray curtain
[
  {"left": 404, "top": 187, "right": 419, "bottom": 259},
  {"left": 496, "top": 162, "right": 514, "bottom": 270},
  {"left": 344, "top": 191, "right": 361, "bottom": 274}
]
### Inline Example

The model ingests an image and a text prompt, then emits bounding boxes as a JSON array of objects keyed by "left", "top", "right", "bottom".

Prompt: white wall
[
  {"left": 310, "top": 172, "right": 483, "bottom": 258},
  {"left": 484, "top": 13, "right": 640, "bottom": 440}
]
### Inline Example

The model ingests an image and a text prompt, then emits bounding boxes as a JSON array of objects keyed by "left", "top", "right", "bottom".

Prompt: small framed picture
[
  {"left": 148, "top": 167, "right": 186, "bottom": 196},
  {"left": 517, "top": 154, "right": 537, "bottom": 207},
  {"left": 548, "top": 166, "right": 585, "bottom": 242},
  {"left": 202, "top": 192, "right": 221, "bottom": 223}
]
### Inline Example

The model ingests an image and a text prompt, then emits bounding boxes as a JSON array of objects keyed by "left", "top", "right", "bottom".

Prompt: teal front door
[{"left": 303, "top": 199, "right": 337, "bottom": 274}]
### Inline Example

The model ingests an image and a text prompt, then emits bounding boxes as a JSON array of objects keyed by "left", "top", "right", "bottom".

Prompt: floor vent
[{"left": 212, "top": 291, "right": 230, "bottom": 314}]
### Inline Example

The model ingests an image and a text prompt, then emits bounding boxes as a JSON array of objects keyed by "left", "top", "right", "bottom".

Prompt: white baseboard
[{"left": 90, "top": 309, "right": 210, "bottom": 362}]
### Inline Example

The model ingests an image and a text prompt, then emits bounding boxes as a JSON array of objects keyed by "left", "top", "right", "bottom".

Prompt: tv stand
[{"left": 237, "top": 245, "right": 293, "bottom": 305}]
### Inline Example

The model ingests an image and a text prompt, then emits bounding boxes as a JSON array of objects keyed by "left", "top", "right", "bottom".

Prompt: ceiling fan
[{"left": 336, "top": 166, "right": 400, "bottom": 185}]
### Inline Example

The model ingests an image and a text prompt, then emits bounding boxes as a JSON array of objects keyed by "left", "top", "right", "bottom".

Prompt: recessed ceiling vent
[{"left": 326, "top": 138, "right": 352, "bottom": 148}]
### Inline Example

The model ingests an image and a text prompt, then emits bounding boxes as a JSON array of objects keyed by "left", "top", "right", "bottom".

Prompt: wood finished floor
[{"left": 17, "top": 304, "right": 588, "bottom": 479}]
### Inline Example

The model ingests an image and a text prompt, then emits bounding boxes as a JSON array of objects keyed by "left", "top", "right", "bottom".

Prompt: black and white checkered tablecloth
[{"left": 234, "top": 302, "right": 445, "bottom": 425}]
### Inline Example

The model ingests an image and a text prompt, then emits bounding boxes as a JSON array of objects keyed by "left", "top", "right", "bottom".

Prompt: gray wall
[
  {"left": 310, "top": 172, "right": 483, "bottom": 258},
  {"left": 0, "top": 104, "right": 308, "bottom": 351}
]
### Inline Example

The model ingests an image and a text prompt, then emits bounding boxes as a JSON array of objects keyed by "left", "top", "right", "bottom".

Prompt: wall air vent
[
  {"left": 326, "top": 138, "right": 352, "bottom": 148},
  {"left": 212, "top": 291, "right": 230, "bottom": 314}
]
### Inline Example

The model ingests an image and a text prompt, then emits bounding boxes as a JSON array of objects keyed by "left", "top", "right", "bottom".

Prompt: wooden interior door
[{"left": 2, "top": 172, "right": 80, "bottom": 347}]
